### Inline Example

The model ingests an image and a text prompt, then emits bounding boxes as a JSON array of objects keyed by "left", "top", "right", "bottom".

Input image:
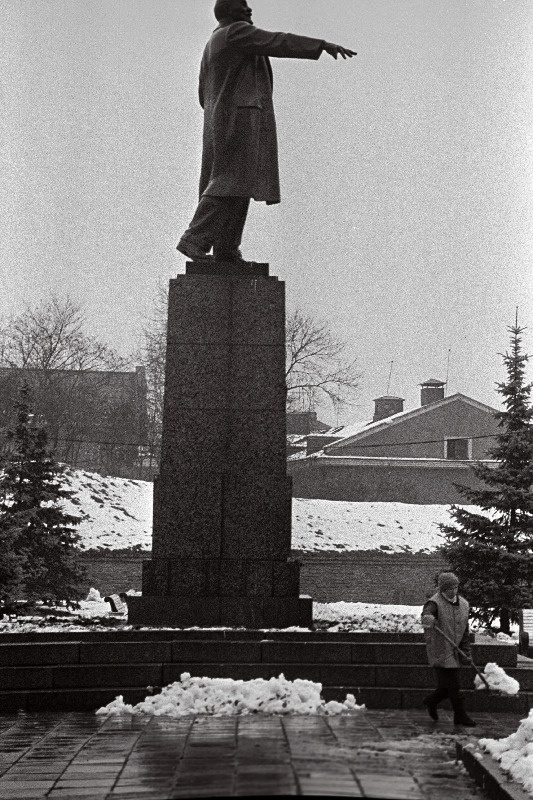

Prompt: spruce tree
[
  {"left": 0, "top": 488, "right": 28, "bottom": 611},
  {"left": 440, "top": 323, "right": 533, "bottom": 633},
  {"left": 0, "top": 385, "right": 85, "bottom": 610}
]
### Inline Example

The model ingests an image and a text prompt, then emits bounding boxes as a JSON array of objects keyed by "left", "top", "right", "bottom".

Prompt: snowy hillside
[
  {"left": 291, "top": 498, "right": 468, "bottom": 553},
  {"left": 61, "top": 470, "right": 152, "bottom": 551},
  {"left": 60, "top": 470, "right": 468, "bottom": 554}
]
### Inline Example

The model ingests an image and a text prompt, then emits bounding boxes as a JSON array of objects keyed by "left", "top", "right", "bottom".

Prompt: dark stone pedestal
[{"left": 128, "top": 261, "right": 312, "bottom": 628}]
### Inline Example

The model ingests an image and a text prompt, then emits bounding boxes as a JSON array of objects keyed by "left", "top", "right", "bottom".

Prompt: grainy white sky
[{"left": 2, "top": 0, "right": 533, "bottom": 424}]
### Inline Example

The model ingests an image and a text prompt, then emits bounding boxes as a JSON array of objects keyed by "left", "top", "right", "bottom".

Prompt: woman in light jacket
[{"left": 421, "top": 572, "right": 476, "bottom": 727}]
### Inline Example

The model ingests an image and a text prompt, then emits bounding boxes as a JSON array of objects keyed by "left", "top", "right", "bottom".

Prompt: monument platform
[
  {"left": 129, "top": 261, "right": 312, "bottom": 628},
  {"left": 0, "top": 632, "right": 526, "bottom": 713},
  {"left": 185, "top": 259, "right": 270, "bottom": 277}
]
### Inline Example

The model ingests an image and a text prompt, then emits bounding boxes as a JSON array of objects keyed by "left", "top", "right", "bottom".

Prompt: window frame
[{"left": 444, "top": 437, "right": 472, "bottom": 460}]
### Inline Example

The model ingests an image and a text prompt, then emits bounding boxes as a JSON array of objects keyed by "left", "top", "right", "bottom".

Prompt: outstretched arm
[
  {"left": 225, "top": 22, "right": 326, "bottom": 60},
  {"left": 225, "top": 23, "right": 356, "bottom": 62},
  {"left": 322, "top": 42, "right": 357, "bottom": 60}
]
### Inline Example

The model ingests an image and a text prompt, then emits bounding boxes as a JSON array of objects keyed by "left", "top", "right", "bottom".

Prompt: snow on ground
[
  {"left": 0, "top": 594, "right": 520, "bottom": 639},
  {"left": 0, "top": 597, "right": 424, "bottom": 634},
  {"left": 474, "top": 663, "right": 520, "bottom": 695},
  {"left": 96, "top": 672, "right": 364, "bottom": 717},
  {"left": 480, "top": 711, "right": 533, "bottom": 794},
  {"left": 292, "top": 498, "right": 478, "bottom": 553},
  {"left": 313, "top": 602, "right": 423, "bottom": 633},
  {"left": 62, "top": 470, "right": 468, "bottom": 554},
  {"left": 61, "top": 469, "right": 152, "bottom": 551}
]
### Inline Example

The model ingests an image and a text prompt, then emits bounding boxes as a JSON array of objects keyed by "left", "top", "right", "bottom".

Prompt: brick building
[{"left": 0, "top": 366, "right": 148, "bottom": 478}]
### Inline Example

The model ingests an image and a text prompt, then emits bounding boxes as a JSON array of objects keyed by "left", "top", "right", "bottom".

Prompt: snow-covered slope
[
  {"left": 61, "top": 470, "right": 152, "bottom": 551},
  {"left": 61, "top": 470, "right": 467, "bottom": 554},
  {"left": 291, "top": 498, "right": 471, "bottom": 553}
]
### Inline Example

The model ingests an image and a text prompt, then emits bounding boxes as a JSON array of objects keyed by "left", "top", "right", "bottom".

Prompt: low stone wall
[
  {"left": 79, "top": 551, "right": 146, "bottom": 595},
  {"left": 293, "top": 550, "right": 449, "bottom": 604},
  {"left": 78, "top": 550, "right": 449, "bottom": 605}
]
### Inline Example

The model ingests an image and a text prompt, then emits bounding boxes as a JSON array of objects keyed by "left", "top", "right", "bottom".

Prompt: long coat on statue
[{"left": 198, "top": 21, "right": 325, "bottom": 204}]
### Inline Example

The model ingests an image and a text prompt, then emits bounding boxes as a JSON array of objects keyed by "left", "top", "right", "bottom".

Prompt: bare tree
[
  {"left": 0, "top": 295, "right": 125, "bottom": 371},
  {"left": 136, "top": 281, "right": 167, "bottom": 474},
  {"left": 285, "top": 309, "right": 361, "bottom": 415}
]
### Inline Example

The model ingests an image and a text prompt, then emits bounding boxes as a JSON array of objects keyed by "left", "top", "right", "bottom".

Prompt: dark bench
[{"left": 104, "top": 594, "right": 129, "bottom": 614}]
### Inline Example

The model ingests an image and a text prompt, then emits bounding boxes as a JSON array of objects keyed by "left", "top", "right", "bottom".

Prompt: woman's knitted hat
[{"left": 438, "top": 572, "right": 459, "bottom": 591}]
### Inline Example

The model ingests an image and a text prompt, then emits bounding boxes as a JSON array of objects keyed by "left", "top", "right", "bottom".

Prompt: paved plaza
[{"left": 0, "top": 708, "right": 522, "bottom": 798}]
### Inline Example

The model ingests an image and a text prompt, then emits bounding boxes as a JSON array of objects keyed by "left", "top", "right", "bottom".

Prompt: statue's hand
[{"left": 323, "top": 42, "right": 357, "bottom": 60}]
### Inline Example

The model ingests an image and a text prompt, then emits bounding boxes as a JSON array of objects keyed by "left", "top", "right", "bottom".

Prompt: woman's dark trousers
[{"left": 425, "top": 667, "right": 465, "bottom": 718}]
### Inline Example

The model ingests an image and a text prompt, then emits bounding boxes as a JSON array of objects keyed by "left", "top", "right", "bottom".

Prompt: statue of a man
[{"left": 177, "top": 0, "right": 356, "bottom": 264}]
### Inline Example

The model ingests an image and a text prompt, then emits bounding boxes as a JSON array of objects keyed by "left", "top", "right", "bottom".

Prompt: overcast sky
[{"left": 2, "top": 0, "right": 533, "bottom": 424}]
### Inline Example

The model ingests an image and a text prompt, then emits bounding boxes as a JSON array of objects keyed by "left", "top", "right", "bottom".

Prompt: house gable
[{"left": 325, "top": 393, "right": 499, "bottom": 461}]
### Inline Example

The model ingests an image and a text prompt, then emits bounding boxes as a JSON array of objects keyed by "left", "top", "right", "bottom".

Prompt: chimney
[
  {"left": 286, "top": 411, "right": 318, "bottom": 436},
  {"left": 373, "top": 395, "right": 404, "bottom": 423},
  {"left": 420, "top": 378, "right": 445, "bottom": 406}
]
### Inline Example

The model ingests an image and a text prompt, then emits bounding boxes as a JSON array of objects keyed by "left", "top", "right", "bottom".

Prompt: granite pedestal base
[
  {"left": 130, "top": 261, "right": 312, "bottom": 629},
  {"left": 127, "top": 595, "right": 313, "bottom": 629}
]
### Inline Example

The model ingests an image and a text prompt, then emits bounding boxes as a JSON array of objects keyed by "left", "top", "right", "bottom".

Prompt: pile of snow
[
  {"left": 480, "top": 710, "right": 533, "bottom": 793},
  {"left": 96, "top": 672, "right": 364, "bottom": 717},
  {"left": 496, "top": 632, "right": 516, "bottom": 643},
  {"left": 53, "top": 470, "right": 473, "bottom": 555},
  {"left": 85, "top": 587, "right": 103, "bottom": 602},
  {"left": 314, "top": 602, "right": 424, "bottom": 633},
  {"left": 474, "top": 663, "right": 520, "bottom": 696}
]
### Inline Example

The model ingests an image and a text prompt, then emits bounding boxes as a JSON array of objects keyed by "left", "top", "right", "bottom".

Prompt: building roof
[{"left": 323, "top": 392, "right": 499, "bottom": 454}]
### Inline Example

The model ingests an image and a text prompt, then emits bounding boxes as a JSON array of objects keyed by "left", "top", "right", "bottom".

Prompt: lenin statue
[{"left": 177, "top": 0, "right": 356, "bottom": 265}]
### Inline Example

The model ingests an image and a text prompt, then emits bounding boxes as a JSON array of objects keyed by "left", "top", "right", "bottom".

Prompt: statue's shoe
[
  {"left": 176, "top": 239, "right": 212, "bottom": 260},
  {"left": 213, "top": 249, "right": 251, "bottom": 264}
]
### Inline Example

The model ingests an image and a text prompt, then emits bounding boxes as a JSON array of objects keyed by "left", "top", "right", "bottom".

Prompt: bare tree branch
[
  {"left": 285, "top": 308, "right": 361, "bottom": 414},
  {"left": 134, "top": 280, "right": 168, "bottom": 471},
  {"left": 0, "top": 295, "right": 127, "bottom": 372}
]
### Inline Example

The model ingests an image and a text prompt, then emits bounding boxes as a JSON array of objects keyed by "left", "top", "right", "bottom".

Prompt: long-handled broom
[{"left": 434, "top": 624, "right": 492, "bottom": 691}]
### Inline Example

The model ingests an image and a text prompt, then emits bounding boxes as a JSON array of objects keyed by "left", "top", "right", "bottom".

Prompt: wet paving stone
[{"left": 0, "top": 709, "right": 524, "bottom": 797}]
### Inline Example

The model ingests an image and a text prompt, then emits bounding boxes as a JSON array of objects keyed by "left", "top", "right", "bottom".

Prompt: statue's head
[{"left": 214, "top": 0, "right": 253, "bottom": 24}]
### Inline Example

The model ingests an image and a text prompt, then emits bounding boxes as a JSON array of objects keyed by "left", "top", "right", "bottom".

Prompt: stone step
[
  {"left": 0, "top": 629, "right": 431, "bottom": 643},
  {"left": 0, "top": 639, "right": 517, "bottom": 668},
  {"left": 1, "top": 683, "right": 530, "bottom": 714},
  {"left": 0, "top": 687, "right": 151, "bottom": 713},
  {"left": 323, "top": 686, "right": 532, "bottom": 714},
  {"left": 0, "top": 635, "right": 522, "bottom": 712},
  {"left": 0, "top": 661, "right": 530, "bottom": 691},
  {"left": 2, "top": 658, "right": 532, "bottom": 718}
]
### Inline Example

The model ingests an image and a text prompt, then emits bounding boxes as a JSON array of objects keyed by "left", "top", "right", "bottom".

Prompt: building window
[{"left": 445, "top": 438, "right": 471, "bottom": 460}]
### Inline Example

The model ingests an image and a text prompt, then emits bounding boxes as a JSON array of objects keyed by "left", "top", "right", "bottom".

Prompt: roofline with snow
[
  {"left": 293, "top": 455, "right": 499, "bottom": 469},
  {"left": 325, "top": 393, "right": 499, "bottom": 452}
]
